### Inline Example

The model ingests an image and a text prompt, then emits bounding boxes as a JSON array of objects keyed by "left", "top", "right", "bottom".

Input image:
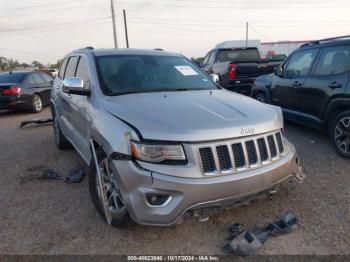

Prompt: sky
[{"left": 0, "top": 0, "right": 350, "bottom": 64}]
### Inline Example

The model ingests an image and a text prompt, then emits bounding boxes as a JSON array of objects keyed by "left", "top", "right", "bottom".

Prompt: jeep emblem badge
[{"left": 240, "top": 128, "right": 256, "bottom": 135}]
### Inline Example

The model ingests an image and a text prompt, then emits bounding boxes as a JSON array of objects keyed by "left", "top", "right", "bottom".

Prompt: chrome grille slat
[{"left": 198, "top": 131, "right": 285, "bottom": 176}]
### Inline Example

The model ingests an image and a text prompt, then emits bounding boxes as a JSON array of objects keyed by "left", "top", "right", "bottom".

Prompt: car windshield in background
[
  {"left": 216, "top": 49, "right": 260, "bottom": 63},
  {"left": 0, "top": 73, "right": 25, "bottom": 83},
  {"left": 96, "top": 55, "right": 217, "bottom": 95}
]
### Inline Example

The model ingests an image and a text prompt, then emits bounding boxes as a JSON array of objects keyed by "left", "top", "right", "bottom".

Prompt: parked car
[
  {"left": 201, "top": 47, "right": 282, "bottom": 96},
  {"left": 0, "top": 71, "right": 53, "bottom": 112},
  {"left": 268, "top": 35, "right": 350, "bottom": 158},
  {"left": 51, "top": 47, "right": 303, "bottom": 227},
  {"left": 38, "top": 69, "right": 57, "bottom": 78},
  {"left": 251, "top": 73, "right": 273, "bottom": 103}
]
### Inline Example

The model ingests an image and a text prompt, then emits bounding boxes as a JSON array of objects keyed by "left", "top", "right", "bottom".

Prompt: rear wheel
[
  {"left": 88, "top": 148, "right": 130, "bottom": 228},
  {"left": 53, "top": 112, "right": 71, "bottom": 149},
  {"left": 331, "top": 111, "right": 350, "bottom": 158},
  {"left": 31, "top": 94, "right": 43, "bottom": 113}
]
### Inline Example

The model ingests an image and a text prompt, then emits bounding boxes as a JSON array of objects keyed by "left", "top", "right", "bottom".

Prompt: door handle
[
  {"left": 291, "top": 81, "right": 302, "bottom": 88},
  {"left": 327, "top": 81, "right": 342, "bottom": 89}
]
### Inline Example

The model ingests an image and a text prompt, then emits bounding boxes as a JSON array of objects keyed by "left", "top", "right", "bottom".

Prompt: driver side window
[{"left": 285, "top": 49, "right": 318, "bottom": 77}]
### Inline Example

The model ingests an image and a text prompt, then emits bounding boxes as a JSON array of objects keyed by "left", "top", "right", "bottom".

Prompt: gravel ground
[{"left": 0, "top": 107, "right": 349, "bottom": 255}]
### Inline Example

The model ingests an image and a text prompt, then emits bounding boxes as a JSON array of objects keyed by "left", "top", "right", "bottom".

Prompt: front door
[{"left": 271, "top": 48, "right": 319, "bottom": 122}]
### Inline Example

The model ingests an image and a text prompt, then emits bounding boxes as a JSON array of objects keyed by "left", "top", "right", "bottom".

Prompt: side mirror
[
  {"left": 62, "top": 77, "right": 90, "bottom": 96},
  {"left": 210, "top": 74, "right": 220, "bottom": 84},
  {"left": 274, "top": 65, "right": 283, "bottom": 77}
]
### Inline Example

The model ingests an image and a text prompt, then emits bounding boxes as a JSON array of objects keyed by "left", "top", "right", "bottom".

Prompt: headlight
[{"left": 130, "top": 141, "right": 186, "bottom": 163}]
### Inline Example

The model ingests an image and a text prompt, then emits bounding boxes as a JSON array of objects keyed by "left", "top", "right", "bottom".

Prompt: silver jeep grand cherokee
[{"left": 51, "top": 48, "right": 303, "bottom": 227}]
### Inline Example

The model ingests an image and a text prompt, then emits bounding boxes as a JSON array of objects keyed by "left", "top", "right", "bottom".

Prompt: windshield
[
  {"left": 215, "top": 49, "right": 260, "bottom": 63},
  {"left": 96, "top": 55, "right": 217, "bottom": 95},
  {"left": 0, "top": 73, "right": 25, "bottom": 83}
]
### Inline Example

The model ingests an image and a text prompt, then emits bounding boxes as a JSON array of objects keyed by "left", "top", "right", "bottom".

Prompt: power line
[
  {"left": 0, "top": 0, "right": 88, "bottom": 11},
  {"left": 1, "top": 21, "right": 110, "bottom": 37},
  {"left": 0, "top": 2, "right": 107, "bottom": 18},
  {"left": 116, "top": 0, "right": 350, "bottom": 9},
  {"left": 0, "top": 17, "right": 111, "bottom": 32},
  {"left": 127, "top": 14, "right": 242, "bottom": 32}
]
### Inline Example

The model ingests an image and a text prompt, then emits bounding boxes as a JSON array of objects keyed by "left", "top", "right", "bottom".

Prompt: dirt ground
[{"left": 0, "top": 107, "right": 349, "bottom": 255}]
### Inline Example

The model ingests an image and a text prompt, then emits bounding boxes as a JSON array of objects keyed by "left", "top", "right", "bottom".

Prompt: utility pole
[
  {"left": 111, "top": 0, "right": 118, "bottom": 48},
  {"left": 123, "top": 9, "right": 129, "bottom": 48},
  {"left": 245, "top": 22, "right": 249, "bottom": 47}
]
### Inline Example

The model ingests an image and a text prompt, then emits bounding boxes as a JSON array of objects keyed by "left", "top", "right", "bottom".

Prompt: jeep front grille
[{"left": 198, "top": 131, "right": 285, "bottom": 176}]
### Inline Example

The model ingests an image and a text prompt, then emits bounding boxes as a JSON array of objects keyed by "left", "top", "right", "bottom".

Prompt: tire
[
  {"left": 30, "top": 94, "right": 43, "bottom": 113},
  {"left": 88, "top": 148, "right": 130, "bottom": 228},
  {"left": 52, "top": 112, "right": 71, "bottom": 149},
  {"left": 330, "top": 110, "right": 350, "bottom": 158},
  {"left": 254, "top": 92, "right": 267, "bottom": 103}
]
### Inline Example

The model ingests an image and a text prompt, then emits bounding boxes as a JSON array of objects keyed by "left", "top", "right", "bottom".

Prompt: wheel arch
[{"left": 324, "top": 98, "right": 350, "bottom": 131}]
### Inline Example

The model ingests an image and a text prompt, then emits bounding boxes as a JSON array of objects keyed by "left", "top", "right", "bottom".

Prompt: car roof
[
  {"left": 72, "top": 48, "right": 182, "bottom": 58},
  {"left": 299, "top": 38, "right": 350, "bottom": 51}
]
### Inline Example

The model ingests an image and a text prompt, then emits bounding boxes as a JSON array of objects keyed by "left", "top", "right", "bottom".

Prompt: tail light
[
  {"left": 2, "top": 86, "right": 21, "bottom": 95},
  {"left": 228, "top": 64, "right": 236, "bottom": 80}
]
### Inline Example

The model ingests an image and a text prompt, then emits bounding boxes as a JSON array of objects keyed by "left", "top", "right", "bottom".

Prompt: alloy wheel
[
  {"left": 96, "top": 158, "right": 126, "bottom": 220},
  {"left": 334, "top": 116, "right": 350, "bottom": 154},
  {"left": 255, "top": 93, "right": 266, "bottom": 103},
  {"left": 33, "top": 95, "right": 42, "bottom": 111}
]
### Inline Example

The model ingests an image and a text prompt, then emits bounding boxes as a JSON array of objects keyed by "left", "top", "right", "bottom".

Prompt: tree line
[{"left": 0, "top": 56, "right": 61, "bottom": 71}]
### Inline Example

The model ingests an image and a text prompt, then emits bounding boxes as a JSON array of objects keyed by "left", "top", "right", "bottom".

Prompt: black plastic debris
[
  {"left": 37, "top": 166, "right": 85, "bottom": 183},
  {"left": 19, "top": 118, "right": 53, "bottom": 128},
  {"left": 226, "top": 223, "right": 245, "bottom": 241},
  {"left": 38, "top": 169, "right": 63, "bottom": 181},
  {"left": 222, "top": 213, "right": 298, "bottom": 256},
  {"left": 66, "top": 166, "right": 85, "bottom": 182}
]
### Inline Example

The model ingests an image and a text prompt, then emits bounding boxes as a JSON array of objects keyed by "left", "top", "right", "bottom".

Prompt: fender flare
[{"left": 324, "top": 98, "right": 350, "bottom": 126}]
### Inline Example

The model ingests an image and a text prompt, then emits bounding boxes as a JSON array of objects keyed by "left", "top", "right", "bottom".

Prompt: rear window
[
  {"left": 215, "top": 49, "right": 260, "bottom": 63},
  {"left": 0, "top": 73, "right": 25, "bottom": 83}
]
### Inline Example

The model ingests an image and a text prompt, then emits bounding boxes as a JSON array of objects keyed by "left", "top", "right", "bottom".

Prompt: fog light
[{"left": 146, "top": 193, "right": 171, "bottom": 206}]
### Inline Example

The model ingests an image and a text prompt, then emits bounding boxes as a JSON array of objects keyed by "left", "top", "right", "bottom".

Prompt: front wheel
[
  {"left": 331, "top": 111, "right": 350, "bottom": 158},
  {"left": 254, "top": 92, "right": 268, "bottom": 103},
  {"left": 88, "top": 148, "right": 130, "bottom": 228}
]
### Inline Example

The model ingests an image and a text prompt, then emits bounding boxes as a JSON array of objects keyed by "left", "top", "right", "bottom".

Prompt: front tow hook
[{"left": 293, "top": 166, "right": 306, "bottom": 183}]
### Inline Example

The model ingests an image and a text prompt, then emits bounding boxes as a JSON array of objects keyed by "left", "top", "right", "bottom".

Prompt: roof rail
[
  {"left": 74, "top": 46, "right": 94, "bottom": 52},
  {"left": 300, "top": 35, "right": 350, "bottom": 48},
  {"left": 154, "top": 48, "right": 164, "bottom": 51}
]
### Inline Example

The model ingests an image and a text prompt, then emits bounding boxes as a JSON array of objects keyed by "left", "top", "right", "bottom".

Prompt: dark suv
[{"left": 270, "top": 35, "right": 350, "bottom": 158}]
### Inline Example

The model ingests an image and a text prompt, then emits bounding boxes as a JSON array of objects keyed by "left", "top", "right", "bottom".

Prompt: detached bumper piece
[
  {"left": 19, "top": 118, "right": 53, "bottom": 128},
  {"left": 222, "top": 213, "right": 298, "bottom": 256}
]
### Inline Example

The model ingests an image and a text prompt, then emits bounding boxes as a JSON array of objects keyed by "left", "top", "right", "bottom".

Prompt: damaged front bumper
[{"left": 109, "top": 143, "right": 304, "bottom": 226}]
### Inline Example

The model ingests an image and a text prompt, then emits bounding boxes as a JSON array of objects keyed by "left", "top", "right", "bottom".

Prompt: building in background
[{"left": 261, "top": 40, "right": 310, "bottom": 57}]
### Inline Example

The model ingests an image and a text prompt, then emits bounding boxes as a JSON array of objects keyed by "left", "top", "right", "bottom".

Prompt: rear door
[
  {"left": 297, "top": 45, "right": 350, "bottom": 127},
  {"left": 32, "top": 72, "right": 52, "bottom": 105},
  {"left": 271, "top": 48, "right": 319, "bottom": 121},
  {"left": 52, "top": 57, "right": 68, "bottom": 131},
  {"left": 59, "top": 56, "right": 79, "bottom": 144}
]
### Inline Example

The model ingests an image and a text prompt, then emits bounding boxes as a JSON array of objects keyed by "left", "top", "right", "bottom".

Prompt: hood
[{"left": 103, "top": 89, "right": 283, "bottom": 142}]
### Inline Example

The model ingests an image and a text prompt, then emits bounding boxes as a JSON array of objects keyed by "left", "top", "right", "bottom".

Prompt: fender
[
  {"left": 323, "top": 98, "right": 350, "bottom": 126},
  {"left": 88, "top": 109, "right": 140, "bottom": 164}
]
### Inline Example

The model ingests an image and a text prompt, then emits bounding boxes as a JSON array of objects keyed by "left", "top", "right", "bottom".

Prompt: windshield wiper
[
  {"left": 106, "top": 88, "right": 213, "bottom": 96},
  {"left": 106, "top": 90, "right": 144, "bottom": 96}
]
